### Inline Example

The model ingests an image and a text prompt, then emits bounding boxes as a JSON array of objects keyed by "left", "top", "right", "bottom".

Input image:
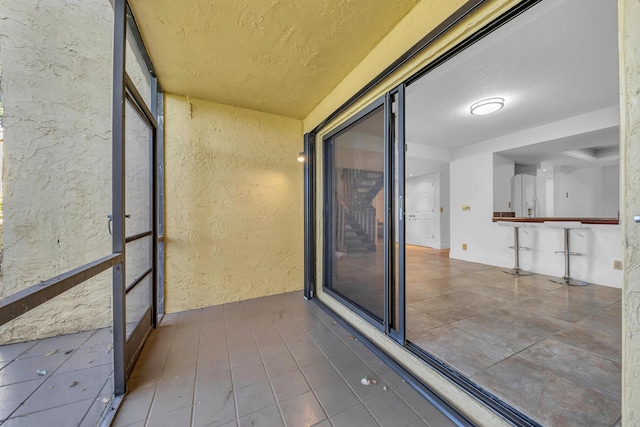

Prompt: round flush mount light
[{"left": 470, "top": 97, "right": 505, "bottom": 116}]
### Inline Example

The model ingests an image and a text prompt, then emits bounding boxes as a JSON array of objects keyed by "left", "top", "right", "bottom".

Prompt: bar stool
[
  {"left": 497, "top": 221, "right": 532, "bottom": 276},
  {"left": 544, "top": 221, "right": 590, "bottom": 286}
]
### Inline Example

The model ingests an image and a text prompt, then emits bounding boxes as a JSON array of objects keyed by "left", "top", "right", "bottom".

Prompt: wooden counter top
[{"left": 492, "top": 217, "right": 619, "bottom": 225}]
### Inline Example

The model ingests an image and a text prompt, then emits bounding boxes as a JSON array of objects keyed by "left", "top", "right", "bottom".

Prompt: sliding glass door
[
  {"left": 322, "top": 93, "right": 406, "bottom": 338},
  {"left": 324, "top": 97, "right": 389, "bottom": 326}
]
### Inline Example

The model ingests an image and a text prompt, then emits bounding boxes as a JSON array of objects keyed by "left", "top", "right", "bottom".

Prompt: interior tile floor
[
  {"left": 0, "top": 327, "right": 114, "bottom": 426},
  {"left": 113, "top": 291, "right": 457, "bottom": 427},
  {"left": 405, "top": 246, "right": 622, "bottom": 427}
]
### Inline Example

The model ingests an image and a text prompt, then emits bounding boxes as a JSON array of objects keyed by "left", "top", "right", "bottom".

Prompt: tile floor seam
[
  {"left": 187, "top": 308, "right": 204, "bottom": 427},
  {"left": 503, "top": 338, "right": 622, "bottom": 403},
  {"left": 3, "top": 396, "right": 99, "bottom": 427},
  {"left": 261, "top": 296, "right": 339, "bottom": 425},
  {"left": 445, "top": 320, "right": 556, "bottom": 377},
  {"left": 77, "top": 372, "right": 113, "bottom": 426},
  {"left": 530, "top": 302, "right": 622, "bottom": 365},
  {"left": 1, "top": 328, "right": 99, "bottom": 423},
  {"left": 140, "top": 314, "right": 179, "bottom": 427},
  {"left": 0, "top": 341, "right": 38, "bottom": 364},
  {"left": 278, "top": 299, "right": 384, "bottom": 426},
  {"left": 224, "top": 303, "right": 246, "bottom": 427},
  {"left": 286, "top": 300, "right": 364, "bottom": 424},
  {"left": 255, "top": 297, "right": 311, "bottom": 427}
]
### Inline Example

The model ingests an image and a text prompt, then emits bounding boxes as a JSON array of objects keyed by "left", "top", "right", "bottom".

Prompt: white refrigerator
[{"left": 511, "top": 174, "right": 538, "bottom": 217}]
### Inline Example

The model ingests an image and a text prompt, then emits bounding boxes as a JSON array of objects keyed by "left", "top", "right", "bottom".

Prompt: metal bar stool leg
[
  {"left": 549, "top": 227, "right": 589, "bottom": 286},
  {"left": 504, "top": 225, "right": 532, "bottom": 276}
]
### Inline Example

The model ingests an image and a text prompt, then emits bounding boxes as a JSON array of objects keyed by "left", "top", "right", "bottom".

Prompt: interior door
[
  {"left": 416, "top": 177, "right": 436, "bottom": 247},
  {"left": 406, "top": 176, "right": 436, "bottom": 247}
]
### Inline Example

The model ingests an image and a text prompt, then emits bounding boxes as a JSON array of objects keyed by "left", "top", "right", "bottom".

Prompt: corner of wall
[{"left": 163, "top": 95, "right": 304, "bottom": 312}]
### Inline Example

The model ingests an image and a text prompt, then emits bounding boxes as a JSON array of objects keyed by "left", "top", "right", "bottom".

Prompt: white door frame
[{"left": 406, "top": 173, "right": 440, "bottom": 248}]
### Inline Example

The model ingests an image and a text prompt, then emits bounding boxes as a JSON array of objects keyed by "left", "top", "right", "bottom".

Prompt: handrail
[{"left": 0, "top": 253, "right": 122, "bottom": 327}]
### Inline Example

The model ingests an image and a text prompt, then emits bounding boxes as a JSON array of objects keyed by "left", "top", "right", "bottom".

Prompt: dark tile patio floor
[
  {"left": 112, "top": 291, "right": 457, "bottom": 427},
  {"left": 0, "top": 327, "right": 114, "bottom": 426}
]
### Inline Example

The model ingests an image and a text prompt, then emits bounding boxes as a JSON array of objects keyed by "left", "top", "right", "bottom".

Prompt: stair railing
[
  {"left": 336, "top": 193, "right": 350, "bottom": 252},
  {"left": 356, "top": 204, "right": 376, "bottom": 247}
]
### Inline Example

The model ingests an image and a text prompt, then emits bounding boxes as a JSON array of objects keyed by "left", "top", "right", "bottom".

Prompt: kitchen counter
[{"left": 492, "top": 217, "right": 619, "bottom": 225}]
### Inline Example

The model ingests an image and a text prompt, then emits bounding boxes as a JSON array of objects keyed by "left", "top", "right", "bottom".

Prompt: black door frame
[
  {"left": 321, "top": 95, "right": 390, "bottom": 332},
  {"left": 302, "top": 1, "right": 544, "bottom": 425}
]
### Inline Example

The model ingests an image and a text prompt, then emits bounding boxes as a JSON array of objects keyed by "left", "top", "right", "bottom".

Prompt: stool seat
[
  {"left": 497, "top": 221, "right": 532, "bottom": 276},
  {"left": 544, "top": 221, "right": 589, "bottom": 286},
  {"left": 543, "top": 221, "right": 586, "bottom": 229},
  {"left": 497, "top": 221, "right": 528, "bottom": 228}
]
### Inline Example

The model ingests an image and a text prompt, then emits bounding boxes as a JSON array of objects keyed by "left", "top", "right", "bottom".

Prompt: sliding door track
[{"left": 313, "top": 299, "right": 476, "bottom": 427}]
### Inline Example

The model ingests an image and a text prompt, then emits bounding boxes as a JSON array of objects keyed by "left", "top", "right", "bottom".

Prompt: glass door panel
[
  {"left": 325, "top": 103, "right": 386, "bottom": 323},
  {"left": 123, "top": 98, "right": 153, "bottom": 352}
]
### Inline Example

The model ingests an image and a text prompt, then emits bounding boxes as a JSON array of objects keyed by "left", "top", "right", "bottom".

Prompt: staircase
[
  {"left": 336, "top": 169, "right": 384, "bottom": 254},
  {"left": 342, "top": 213, "right": 377, "bottom": 253},
  {"left": 347, "top": 170, "right": 384, "bottom": 205}
]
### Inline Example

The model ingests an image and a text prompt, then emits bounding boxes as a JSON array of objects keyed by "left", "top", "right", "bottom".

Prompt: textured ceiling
[
  {"left": 405, "top": 0, "right": 618, "bottom": 149},
  {"left": 128, "top": 0, "right": 420, "bottom": 119}
]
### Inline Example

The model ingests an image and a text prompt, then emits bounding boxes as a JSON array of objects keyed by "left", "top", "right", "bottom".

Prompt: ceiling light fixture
[{"left": 470, "top": 97, "right": 505, "bottom": 116}]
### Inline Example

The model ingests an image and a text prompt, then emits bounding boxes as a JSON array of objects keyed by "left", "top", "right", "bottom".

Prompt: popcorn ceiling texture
[
  {"left": 620, "top": 0, "right": 640, "bottom": 423},
  {"left": 127, "top": 0, "right": 420, "bottom": 119},
  {"left": 0, "top": 0, "right": 114, "bottom": 344},
  {"left": 164, "top": 95, "right": 303, "bottom": 312}
]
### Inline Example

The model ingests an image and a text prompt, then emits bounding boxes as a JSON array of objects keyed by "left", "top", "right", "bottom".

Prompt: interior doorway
[{"left": 406, "top": 174, "right": 437, "bottom": 248}]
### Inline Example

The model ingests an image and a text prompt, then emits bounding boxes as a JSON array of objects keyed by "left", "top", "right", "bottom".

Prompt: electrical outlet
[
  {"left": 462, "top": 243, "right": 468, "bottom": 251},
  {"left": 613, "top": 260, "right": 622, "bottom": 270},
  {"left": 440, "top": 207, "right": 444, "bottom": 213},
  {"left": 462, "top": 205, "right": 471, "bottom": 211}
]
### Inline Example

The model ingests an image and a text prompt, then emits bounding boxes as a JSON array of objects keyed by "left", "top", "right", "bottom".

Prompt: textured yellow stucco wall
[
  {"left": 620, "top": 0, "right": 640, "bottom": 424},
  {"left": 164, "top": 95, "right": 303, "bottom": 312},
  {"left": 0, "top": 0, "right": 114, "bottom": 344}
]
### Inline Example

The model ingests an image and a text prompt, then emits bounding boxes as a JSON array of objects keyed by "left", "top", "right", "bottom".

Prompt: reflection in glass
[
  {"left": 125, "top": 236, "right": 151, "bottom": 288},
  {"left": 328, "top": 106, "right": 385, "bottom": 321},
  {"left": 126, "top": 275, "right": 151, "bottom": 340},
  {"left": 125, "top": 101, "right": 152, "bottom": 237},
  {"left": 392, "top": 94, "right": 401, "bottom": 334},
  {"left": 125, "top": 28, "right": 152, "bottom": 107}
]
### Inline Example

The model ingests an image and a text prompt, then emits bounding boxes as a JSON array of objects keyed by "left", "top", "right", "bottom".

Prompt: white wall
[
  {"left": 602, "top": 164, "right": 620, "bottom": 217},
  {"left": 551, "top": 164, "right": 619, "bottom": 218},
  {"left": 493, "top": 154, "right": 514, "bottom": 212},
  {"left": 449, "top": 114, "right": 622, "bottom": 287}
]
